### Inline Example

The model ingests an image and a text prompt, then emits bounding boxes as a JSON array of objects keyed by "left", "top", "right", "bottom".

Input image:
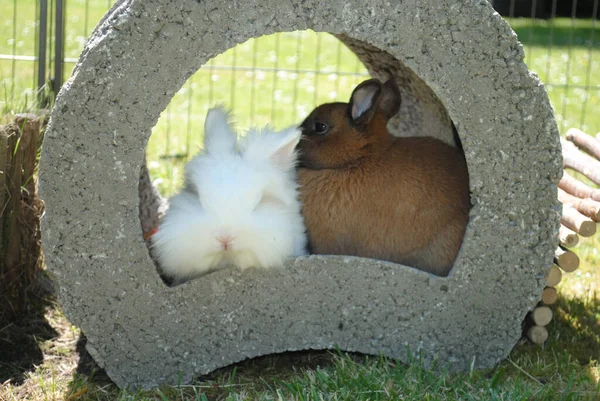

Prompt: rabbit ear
[
  {"left": 204, "top": 107, "right": 237, "bottom": 155},
  {"left": 379, "top": 78, "right": 402, "bottom": 119},
  {"left": 243, "top": 127, "right": 301, "bottom": 171},
  {"left": 349, "top": 78, "right": 383, "bottom": 126},
  {"left": 268, "top": 127, "right": 302, "bottom": 169}
]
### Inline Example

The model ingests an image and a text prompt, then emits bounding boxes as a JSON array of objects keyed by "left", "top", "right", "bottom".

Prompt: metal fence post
[
  {"left": 53, "top": 0, "right": 65, "bottom": 98},
  {"left": 38, "top": 0, "right": 48, "bottom": 106}
]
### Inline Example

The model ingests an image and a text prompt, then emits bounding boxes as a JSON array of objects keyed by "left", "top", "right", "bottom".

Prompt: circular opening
[
  {"left": 139, "top": 30, "right": 469, "bottom": 286},
  {"left": 146, "top": 31, "right": 371, "bottom": 196}
]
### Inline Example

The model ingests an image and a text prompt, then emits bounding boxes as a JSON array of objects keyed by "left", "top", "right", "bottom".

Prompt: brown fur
[{"left": 296, "top": 79, "right": 470, "bottom": 276}]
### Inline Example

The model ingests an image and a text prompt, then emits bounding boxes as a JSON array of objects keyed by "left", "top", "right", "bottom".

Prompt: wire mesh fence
[{"left": 0, "top": 0, "right": 599, "bottom": 194}]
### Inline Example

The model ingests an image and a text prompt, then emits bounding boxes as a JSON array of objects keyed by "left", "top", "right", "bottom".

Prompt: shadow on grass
[
  {"left": 72, "top": 333, "right": 114, "bottom": 384},
  {"left": 509, "top": 292, "right": 600, "bottom": 395},
  {"left": 64, "top": 341, "right": 345, "bottom": 399},
  {"left": 0, "top": 270, "right": 113, "bottom": 395},
  {"left": 552, "top": 294, "right": 600, "bottom": 363},
  {"left": 204, "top": 349, "right": 341, "bottom": 382},
  {"left": 0, "top": 273, "right": 57, "bottom": 385}
]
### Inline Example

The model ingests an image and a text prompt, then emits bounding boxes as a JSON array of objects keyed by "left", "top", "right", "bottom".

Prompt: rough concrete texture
[
  {"left": 337, "top": 34, "right": 457, "bottom": 146},
  {"left": 39, "top": 0, "right": 562, "bottom": 390}
]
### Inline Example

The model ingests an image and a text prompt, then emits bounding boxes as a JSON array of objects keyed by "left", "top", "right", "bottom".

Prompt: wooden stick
[
  {"left": 17, "top": 116, "right": 43, "bottom": 274},
  {"left": 0, "top": 126, "right": 9, "bottom": 259},
  {"left": 531, "top": 306, "right": 553, "bottom": 326},
  {"left": 15, "top": 115, "right": 41, "bottom": 198},
  {"left": 5, "top": 124, "right": 24, "bottom": 288},
  {"left": 558, "top": 188, "right": 600, "bottom": 222},
  {"left": 526, "top": 325, "right": 549, "bottom": 345},
  {"left": 546, "top": 264, "right": 562, "bottom": 287},
  {"left": 558, "top": 225, "right": 579, "bottom": 248},
  {"left": 542, "top": 287, "right": 558, "bottom": 305},
  {"left": 555, "top": 246, "right": 580, "bottom": 273},
  {"left": 561, "top": 204, "right": 596, "bottom": 237},
  {"left": 561, "top": 138, "right": 600, "bottom": 185},
  {"left": 559, "top": 171, "right": 600, "bottom": 202},
  {"left": 566, "top": 128, "right": 600, "bottom": 160}
]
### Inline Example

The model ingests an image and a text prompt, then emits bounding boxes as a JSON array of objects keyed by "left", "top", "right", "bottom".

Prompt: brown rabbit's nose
[{"left": 216, "top": 235, "right": 235, "bottom": 251}]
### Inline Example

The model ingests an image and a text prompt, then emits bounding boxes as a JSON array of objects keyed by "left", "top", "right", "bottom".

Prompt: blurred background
[{"left": 0, "top": 0, "right": 598, "bottom": 195}]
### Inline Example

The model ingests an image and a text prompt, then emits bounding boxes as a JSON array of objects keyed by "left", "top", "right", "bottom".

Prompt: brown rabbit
[{"left": 296, "top": 78, "right": 470, "bottom": 276}]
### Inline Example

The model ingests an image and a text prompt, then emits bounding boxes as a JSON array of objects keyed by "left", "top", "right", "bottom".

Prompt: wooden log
[
  {"left": 0, "top": 126, "right": 9, "bottom": 260},
  {"left": 555, "top": 246, "right": 580, "bottom": 273},
  {"left": 4, "top": 124, "right": 24, "bottom": 292},
  {"left": 545, "top": 264, "right": 562, "bottom": 287},
  {"left": 559, "top": 171, "right": 600, "bottom": 202},
  {"left": 558, "top": 225, "right": 579, "bottom": 248},
  {"left": 17, "top": 116, "right": 43, "bottom": 277},
  {"left": 561, "top": 204, "right": 596, "bottom": 237},
  {"left": 558, "top": 188, "right": 600, "bottom": 222},
  {"left": 526, "top": 325, "right": 549, "bottom": 345},
  {"left": 542, "top": 287, "right": 558, "bottom": 305},
  {"left": 531, "top": 306, "right": 553, "bottom": 326},
  {"left": 0, "top": 115, "right": 45, "bottom": 321},
  {"left": 561, "top": 138, "right": 600, "bottom": 185},
  {"left": 15, "top": 115, "right": 41, "bottom": 197},
  {"left": 566, "top": 128, "right": 600, "bottom": 160}
]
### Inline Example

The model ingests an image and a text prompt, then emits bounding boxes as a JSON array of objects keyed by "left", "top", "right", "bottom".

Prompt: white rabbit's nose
[{"left": 216, "top": 235, "right": 235, "bottom": 251}]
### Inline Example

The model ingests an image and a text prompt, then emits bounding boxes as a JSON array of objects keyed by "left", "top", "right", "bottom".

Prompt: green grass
[{"left": 510, "top": 18, "right": 600, "bottom": 136}]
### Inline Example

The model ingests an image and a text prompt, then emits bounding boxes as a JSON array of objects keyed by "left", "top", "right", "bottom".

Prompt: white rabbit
[{"left": 152, "top": 107, "right": 307, "bottom": 285}]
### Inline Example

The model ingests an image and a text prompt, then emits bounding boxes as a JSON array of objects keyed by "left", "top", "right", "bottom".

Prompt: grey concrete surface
[{"left": 38, "top": 0, "right": 562, "bottom": 390}]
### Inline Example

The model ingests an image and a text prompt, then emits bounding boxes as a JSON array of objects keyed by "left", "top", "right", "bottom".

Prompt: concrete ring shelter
[{"left": 39, "top": 0, "right": 562, "bottom": 390}]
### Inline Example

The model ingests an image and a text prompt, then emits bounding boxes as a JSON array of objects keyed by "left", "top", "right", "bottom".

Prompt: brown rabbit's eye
[{"left": 314, "top": 122, "right": 329, "bottom": 135}]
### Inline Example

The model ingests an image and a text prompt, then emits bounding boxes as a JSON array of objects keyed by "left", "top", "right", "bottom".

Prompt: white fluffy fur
[{"left": 152, "top": 107, "right": 307, "bottom": 283}]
